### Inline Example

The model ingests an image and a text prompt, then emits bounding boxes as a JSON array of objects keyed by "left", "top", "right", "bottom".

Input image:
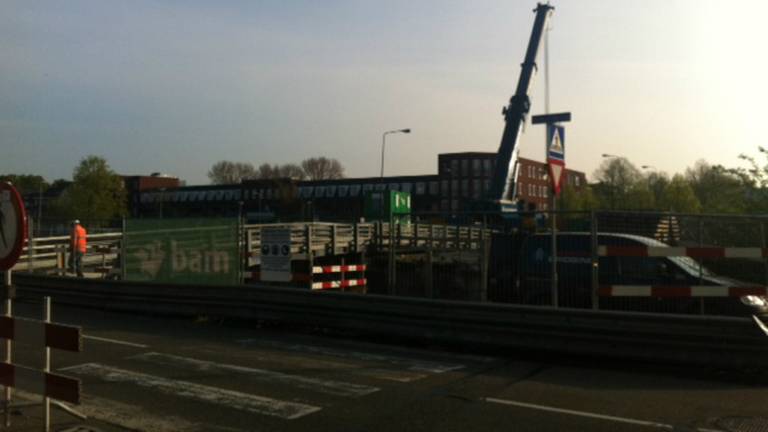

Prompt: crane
[{"left": 487, "top": 3, "right": 554, "bottom": 212}]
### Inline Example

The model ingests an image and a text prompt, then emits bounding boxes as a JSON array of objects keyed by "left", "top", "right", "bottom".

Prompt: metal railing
[{"left": 12, "top": 273, "right": 768, "bottom": 370}]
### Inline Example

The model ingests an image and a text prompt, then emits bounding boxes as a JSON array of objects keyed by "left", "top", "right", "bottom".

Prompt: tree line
[
  {"left": 558, "top": 149, "right": 768, "bottom": 214},
  {"left": 207, "top": 157, "right": 345, "bottom": 185}
]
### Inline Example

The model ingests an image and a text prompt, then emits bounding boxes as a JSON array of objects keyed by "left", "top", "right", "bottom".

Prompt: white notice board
[{"left": 261, "top": 227, "right": 292, "bottom": 282}]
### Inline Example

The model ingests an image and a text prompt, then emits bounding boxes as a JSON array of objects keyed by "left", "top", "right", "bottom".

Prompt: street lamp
[{"left": 381, "top": 129, "right": 411, "bottom": 178}]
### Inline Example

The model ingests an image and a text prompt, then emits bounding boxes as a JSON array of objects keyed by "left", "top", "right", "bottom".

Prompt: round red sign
[{"left": 0, "top": 182, "right": 28, "bottom": 271}]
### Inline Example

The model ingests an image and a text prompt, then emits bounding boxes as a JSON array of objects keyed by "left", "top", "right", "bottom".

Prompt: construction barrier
[
  {"left": 310, "top": 265, "right": 366, "bottom": 291},
  {"left": 598, "top": 285, "right": 768, "bottom": 298},
  {"left": 597, "top": 245, "right": 768, "bottom": 298},
  {"left": 0, "top": 293, "right": 83, "bottom": 431}
]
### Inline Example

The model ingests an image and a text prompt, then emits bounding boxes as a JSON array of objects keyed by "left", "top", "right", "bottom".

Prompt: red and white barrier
[
  {"left": 598, "top": 246, "right": 768, "bottom": 258},
  {"left": 0, "top": 363, "right": 79, "bottom": 404},
  {"left": 312, "top": 265, "right": 367, "bottom": 274},
  {"left": 0, "top": 316, "right": 82, "bottom": 352},
  {"left": 598, "top": 285, "right": 768, "bottom": 298},
  {"left": 312, "top": 279, "right": 367, "bottom": 290}
]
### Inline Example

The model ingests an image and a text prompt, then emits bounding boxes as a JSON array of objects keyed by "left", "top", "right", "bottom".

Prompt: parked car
[{"left": 491, "top": 232, "right": 768, "bottom": 320}]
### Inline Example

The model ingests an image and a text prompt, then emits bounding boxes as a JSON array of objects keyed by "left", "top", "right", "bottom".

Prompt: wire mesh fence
[
  {"left": 359, "top": 210, "right": 768, "bottom": 320},
  {"left": 21, "top": 211, "right": 768, "bottom": 319}
]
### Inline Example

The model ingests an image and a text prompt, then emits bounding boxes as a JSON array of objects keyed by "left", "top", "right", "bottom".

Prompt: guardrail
[
  {"left": 16, "top": 233, "right": 122, "bottom": 276},
  {"left": 12, "top": 274, "right": 768, "bottom": 369}
]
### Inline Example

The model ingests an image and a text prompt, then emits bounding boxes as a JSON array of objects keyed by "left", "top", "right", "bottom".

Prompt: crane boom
[{"left": 488, "top": 3, "right": 554, "bottom": 208}]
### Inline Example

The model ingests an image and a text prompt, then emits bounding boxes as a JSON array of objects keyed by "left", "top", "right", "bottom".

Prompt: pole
[
  {"left": 3, "top": 270, "right": 12, "bottom": 427},
  {"left": 551, "top": 193, "right": 558, "bottom": 307},
  {"left": 380, "top": 133, "right": 387, "bottom": 178},
  {"left": 590, "top": 210, "right": 599, "bottom": 309},
  {"left": 43, "top": 296, "right": 51, "bottom": 432}
]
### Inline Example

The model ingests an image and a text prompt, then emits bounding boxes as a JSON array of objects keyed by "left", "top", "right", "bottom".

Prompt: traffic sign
[
  {"left": 0, "top": 182, "right": 27, "bottom": 271},
  {"left": 261, "top": 227, "right": 292, "bottom": 282},
  {"left": 546, "top": 124, "right": 566, "bottom": 195}
]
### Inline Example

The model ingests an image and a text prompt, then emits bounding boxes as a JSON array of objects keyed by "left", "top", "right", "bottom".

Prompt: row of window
[
  {"left": 140, "top": 173, "right": 567, "bottom": 205},
  {"left": 524, "top": 164, "right": 584, "bottom": 188},
  {"left": 442, "top": 158, "right": 495, "bottom": 178},
  {"left": 518, "top": 182, "right": 549, "bottom": 199},
  {"left": 524, "top": 164, "right": 548, "bottom": 181}
]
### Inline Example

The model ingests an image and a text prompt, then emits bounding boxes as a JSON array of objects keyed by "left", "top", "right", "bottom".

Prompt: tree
[
  {"left": 592, "top": 157, "right": 642, "bottom": 210},
  {"left": 0, "top": 174, "right": 49, "bottom": 195},
  {"left": 557, "top": 184, "right": 599, "bottom": 211},
  {"left": 52, "top": 156, "right": 126, "bottom": 223},
  {"left": 208, "top": 161, "right": 256, "bottom": 184},
  {"left": 301, "top": 157, "right": 345, "bottom": 180},
  {"left": 277, "top": 163, "right": 306, "bottom": 180},
  {"left": 255, "top": 163, "right": 306, "bottom": 180},
  {"left": 625, "top": 182, "right": 656, "bottom": 210},
  {"left": 645, "top": 171, "right": 670, "bottom": 207},
  {"left": 658, "top": 174, "right": 701, "bottom": 213},
  {"left": 686, "top": 160, "right": 746, "bottom": 213}
]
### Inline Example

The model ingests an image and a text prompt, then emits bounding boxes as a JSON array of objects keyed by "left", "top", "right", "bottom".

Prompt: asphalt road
[{"left": 4, "top": 300, "right": 768, "bottom": 432}]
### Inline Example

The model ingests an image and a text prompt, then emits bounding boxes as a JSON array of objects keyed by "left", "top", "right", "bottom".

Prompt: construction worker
[{"left": 69, "top": 219, "right": 87, "bottom": 277}]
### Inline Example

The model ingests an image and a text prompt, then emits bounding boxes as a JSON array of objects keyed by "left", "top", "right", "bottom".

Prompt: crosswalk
[{"left": 57, "top": 338, "right": 475, "bottom": 430}]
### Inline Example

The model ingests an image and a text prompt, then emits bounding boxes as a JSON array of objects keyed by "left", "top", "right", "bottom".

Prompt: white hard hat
[{"left": 73, "top": 219, "right": 80, "bottom": 224}]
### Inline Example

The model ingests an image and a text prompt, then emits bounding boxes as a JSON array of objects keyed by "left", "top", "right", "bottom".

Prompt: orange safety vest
[{"left": 71, "top": 225, "right": 87, "bottom": 253}]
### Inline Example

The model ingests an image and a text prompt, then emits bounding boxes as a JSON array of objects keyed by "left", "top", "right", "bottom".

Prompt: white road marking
[
  {"left": 62, "top": 363, "right": 321, "bottom": 420},
  {"left": 238, "top": 339, "right": 464, "bottom": 374},
  {"left": 130, "top": 352, "right": 379, "bottom": 397},
  {"left": 15, "top": 389, "right": 204, "bottom": 432},
  {"left": 189, "top": 346, "right": 428, "bottom": 383},
  {"left": 83, "top": 335, "right": 149, "bottom": 348},
  {"left": 484, "top": 398, "right": 724, "bottom": 432}
]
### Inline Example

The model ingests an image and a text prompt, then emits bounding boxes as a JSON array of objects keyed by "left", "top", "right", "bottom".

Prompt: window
[
  {"left": 416, "top": 182, "right": 426, "bottom": 195},
  {"left": 461, "top": 179, "right": 469, "bottom": 197},
  {"left": 575, "top": 176, "right": 581, "bottom": 187},
  {"left": 451, "top": 160, "right": 459, "bottom": 177},
  {"left": 441, "top": 180, "right": 449, "bottom": 196},
  {"left": 451, "top": 199, "right": 459, "bottom": 211},
  {"left": 401, "top": 183, "right": 412, "bottom": 193},
  {"left": 441, "top": 199, "right": 449, "bottom": 210},
  {"left": 543, "top": 187, "right": 548, "bottom": 198},
  {"left": 451, "top": 180, "right": 459, "bottom": 196},
  {"left": 429, "top": 181, "right": 439, "bottom": 195},
  {"left": 472, "top": 159, "right": 481, "bottom": 176},
  {"left": 461, "top": 159, "right": 469, "bottom": 176},
  {"left": 483, "top": 159, "right": 492, "bottom": 176}
]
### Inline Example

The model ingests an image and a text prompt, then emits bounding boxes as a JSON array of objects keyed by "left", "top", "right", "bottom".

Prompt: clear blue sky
[{"left": 2, "top": 1, "right": 766, "bottom": 184}]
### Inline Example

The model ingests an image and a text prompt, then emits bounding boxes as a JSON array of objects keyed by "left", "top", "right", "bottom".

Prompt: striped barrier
[
  {"left": 0, "top": 295, "right": 83, "bottom": 430},
  {"left": 0, "top": 316, "right": 82, "bottom": 352},
  {"left": 0, "top": 363, "right": 79, "bottom": 404},
  {"left": 599, "top": 285, "right": 768, "bottom": 298},
  {"left": 312, "top": 265, "right": 367, "bottom": 274},
  {"left": 311, "top": 279, "right": 367, "bottom": 290},
  {"left": 598, "top": 245, "right": 768, "bottom": 258}
]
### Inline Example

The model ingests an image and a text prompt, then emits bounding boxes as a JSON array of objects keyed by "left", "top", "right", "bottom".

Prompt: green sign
[
  {"left": 124, "top": 218, "right": 240, "bottom": 285},
  {"left": 364, "top": 191, "right": 411, "bottom": 221}
]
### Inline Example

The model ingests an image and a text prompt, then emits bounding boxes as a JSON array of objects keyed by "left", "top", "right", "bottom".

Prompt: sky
[{"left": 2, "top": 0, "right": 767, "bottom": 185}]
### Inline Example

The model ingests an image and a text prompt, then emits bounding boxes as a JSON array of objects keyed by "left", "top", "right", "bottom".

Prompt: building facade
[{"left": 132, "top": 153, "right": 587, "bottom": 221}]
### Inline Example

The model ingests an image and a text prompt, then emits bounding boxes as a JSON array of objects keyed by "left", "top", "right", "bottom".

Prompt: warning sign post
[{"left": 532, "top": 112, "right": 571, "bottom": 310}]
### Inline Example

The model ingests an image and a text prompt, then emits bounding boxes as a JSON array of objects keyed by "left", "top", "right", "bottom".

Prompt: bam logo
[{"left": 170, "top": 241, "right": 230, "bottom": 273}]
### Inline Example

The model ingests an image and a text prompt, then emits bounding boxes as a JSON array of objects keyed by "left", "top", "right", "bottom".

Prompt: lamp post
[{"left": 380, "top": 129, "right": 411, "bottom": 178}]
